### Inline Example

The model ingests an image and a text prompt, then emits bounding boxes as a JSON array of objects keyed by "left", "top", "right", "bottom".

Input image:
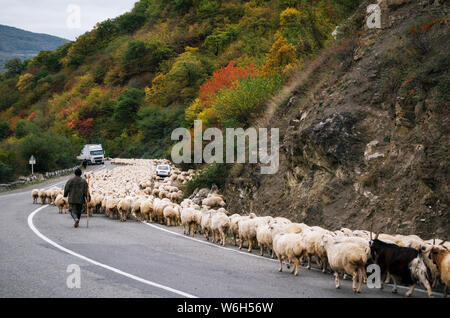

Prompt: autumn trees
[{"left": 0, "top": 0, "right": 361, "bottom": 179}]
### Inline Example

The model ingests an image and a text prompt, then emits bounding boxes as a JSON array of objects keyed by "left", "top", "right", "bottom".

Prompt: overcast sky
[{"left": 0, "top": 0, "right": 138, "bottom": 41}]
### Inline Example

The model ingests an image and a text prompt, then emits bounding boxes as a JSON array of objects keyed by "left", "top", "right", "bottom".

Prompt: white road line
[
  {"left": 142, "top": 222, "right": 443, "bottom": 297},
  {"left": 28, "top": 205, "right": 197, "bottom": 298}
]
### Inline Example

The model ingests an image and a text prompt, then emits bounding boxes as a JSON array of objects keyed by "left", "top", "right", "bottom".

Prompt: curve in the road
[
  {"left": 17, "top": 163, "right": 441, "bottom": 298},
  {"left": 27, "top": 205, "right": 197, "bottom": 298}
]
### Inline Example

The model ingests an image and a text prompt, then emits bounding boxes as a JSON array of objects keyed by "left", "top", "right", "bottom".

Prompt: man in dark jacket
[{"left": 64, "top": 168, "right": 89, "bottom": 228}]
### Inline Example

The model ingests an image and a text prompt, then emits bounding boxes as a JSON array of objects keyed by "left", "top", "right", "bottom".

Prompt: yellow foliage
[
  {"left": 73, "top": 73, "right": 95, "bottom": 96},
  {"left": 145, "top": 73, "right": 166, "bottom": 103},
  {"left": 185, "top": 46, "right": 199, "bottom": 53},
  {"left": 282, "top": 62, "right": 301, "bottom": 77},
  {"left": 197, "top": 107, "right": 218, "bottom": 126},
  {"left": 280, "top": 8, "right": 300, "bottom": 27},
  {"left": 144, "top": 86, "right": 152, "bottom": 101},
  {"left": 262, "top": 37, "right": 297, "bottom": 75},
  {"left": 16, "top": 73, "right": 33, "bottom": 92},
  {"left": 185, "top": 98, "right": 204, "bottom": 124}
]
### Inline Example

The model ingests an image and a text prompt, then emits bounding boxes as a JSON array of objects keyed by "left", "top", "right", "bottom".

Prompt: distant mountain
[{"left": 0, "top": 24, "right": 69, "bottom": 72}]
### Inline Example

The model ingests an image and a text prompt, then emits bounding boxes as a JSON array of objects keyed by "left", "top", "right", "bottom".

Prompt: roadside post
[{"left": 29, "top": 155, "right": 36, "bottom": 175}]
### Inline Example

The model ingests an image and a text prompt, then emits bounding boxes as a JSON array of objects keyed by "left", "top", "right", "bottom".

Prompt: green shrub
[
  {"left": 123, "top": 40, "right": 174, "bottom": 78},
  {"left": 185, "top": 163, "right": 230, "bottom": 196},
  {"left": 113, "top": 88, "right": 145, "bottom": 125},
  {"left": 137, "top": 104, "right": 185, "bottom": 158},
  {"left": 0, "top": 160, "right": 13, "bottom": 183},
  {"left": 94, "top": 64, "right": 108, "bottom": 84},
  {"left": 117, "top": 12, "right": 146, "bottom": 34},
  {"left": 33, "top": 50, "right": 63, "bottom": 73},
  {"left": 18, "top": 131, "right": 79, "bottom": 173},
  {"left": 4, "top": 58, "right": 26, "bottom": 76},
  {"left": 213, "top": 74, "right": 283, "bottom": 127},
  {"left": 15, "top": 120, "right": 40, "bottom": 138},
  {"left": 203, "top": 25, "right": 241, "bottom": 55},
  {"left": 0, "top": 122, "right": 11, "bottom": 140}
]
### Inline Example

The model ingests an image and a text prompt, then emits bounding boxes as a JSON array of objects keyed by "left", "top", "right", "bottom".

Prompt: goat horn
[
  {"left": 370, "top": 222, "right": 374, "bottom": 240},
  {"left": 439, "top": 240, "right": 446, "bottom": 246},
  {"left": 433, "top": 239, "right": 435, "bottom": 245},
  {"left": 374, "top": 230, "right": 382, "bottom": 240}
]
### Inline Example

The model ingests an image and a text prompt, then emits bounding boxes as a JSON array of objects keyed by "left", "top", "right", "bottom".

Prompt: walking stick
[{"left": 86, "top": 182, "right": 90, "bottom": 228}]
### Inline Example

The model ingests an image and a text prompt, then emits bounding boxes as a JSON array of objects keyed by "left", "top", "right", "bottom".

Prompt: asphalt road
[{"left": 0, "top": 162, "right": 440, "bottom": 298}]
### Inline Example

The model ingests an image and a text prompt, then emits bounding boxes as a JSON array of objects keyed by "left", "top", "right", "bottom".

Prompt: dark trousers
[{"left": 69, "top": 203, "right": 83, "bottom": 221}]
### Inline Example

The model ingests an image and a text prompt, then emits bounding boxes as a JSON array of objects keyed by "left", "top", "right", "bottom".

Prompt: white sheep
[
  {"left": 153, "top": 198, "right": 171, "bottom": 223},
  {"left": 31, "top": 189, "right": 39, "bottom": 204},
  {"left": 200, "top": 210, "right": 213, "bottom": 240},
  {"left": 163, "top": 203, "right": 181, "bottom": 226},
  {"left": 54, "top": 194, "right": 69, "bottom": 214},
  {"left": 321, "top": 235, "right": 369, "bottom": 293},
  {"left": 140, "top": 198, "right": 154, "bottom": 223},
  {"left": 273, "top": 217, "right": 291, "bottom": 225},
  {"left": 256, "top": 223, "right": 275, "bottom": 257},
  {"left": 105, "top": 197, "right": 119, "bottom": 219},
  {"left": 181, "top": 207, "right": 197, "bottom": 236},
  {"left": 238, "top": 216, "right": 260, "bottom": 252},
  {"left": 169, "top": 191, "right": 183, "bottom": 203},
  {"left": 117, "top": 196, "right": 133, "bottom": 222},
  {"left": 45, "top": 189, "right": 54, "bottom": 205},
  {"left": 202, "top": 194, "right": 225, "bottom": 208},
  {"left": 130, "top": 197, "right": 143, "bottom": 220},
  {"left": 38, "top": 189, "right": 47, "bottom": 205},
  {"left": 272, "top": 232, "right": 306, "bottom": 276},
  {"left": 229, "top": 214, "right": 243, "bottom": 246},
  {"left": 281, "top": 222, "right": 310, "bottom": 234},
  {"left": 210, "top": 212, "right": 230, "bottom": 246},
  {"left": 300, "top": 229, "right": 329, "bottom": 272}
]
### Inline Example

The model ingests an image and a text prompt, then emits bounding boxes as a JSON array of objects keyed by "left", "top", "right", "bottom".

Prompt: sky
[{"left": 0, "top": 0, "right": 138, "bottom": 41}]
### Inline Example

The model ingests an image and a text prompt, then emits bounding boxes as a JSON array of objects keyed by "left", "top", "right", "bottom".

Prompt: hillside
[
  {"left": 0, "top": 0, "right": 360, "bottom": 181},
  {"left": 0, "top": 24, "right": 69, "bottom": 72},
  {"left": 223, "top": 0, "right": 450, "bottom": 238},
  {"left": 0, "top": 0, "right": 448, "bottom": 238}
]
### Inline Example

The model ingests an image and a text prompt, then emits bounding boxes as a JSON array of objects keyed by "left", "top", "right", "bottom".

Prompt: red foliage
[
  {"left": 198, "top": 61, "right": 258, "bottom": 107},
  {"left": 66, "top": 118, "right": 94, "bottom": 138},
  {"left": 113, "top": 87, "right": 122, "bottom": 98},
  {"left": 27, "top": 112, "right": 36, "bottom": 121},
  {"left": 61, "top": 108, "right": 70, "bottom": 117},
  {"left": 77, "top": 118, "right": 94, "bottom": 134},
  {"left": 66, "top": 120, "right": 76, "bottom": 129},
  {"left": 73, "top": 101, "right": 83, "bottom": 110},
  {"left": 409, "top": 18, "right": 444, "bottom": 34},
  {"left": 408, "top": 27, "right": 418, "bottom": 34}
]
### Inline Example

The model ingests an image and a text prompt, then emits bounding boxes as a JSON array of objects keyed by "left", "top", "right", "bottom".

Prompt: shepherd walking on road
[{"left": 64, "top": 168, "right": 89, "bottom": 228}]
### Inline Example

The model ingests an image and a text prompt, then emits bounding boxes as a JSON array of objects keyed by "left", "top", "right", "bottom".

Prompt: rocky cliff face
[{"left": 224, "top": 0, "right": 449, "bottom": 238}]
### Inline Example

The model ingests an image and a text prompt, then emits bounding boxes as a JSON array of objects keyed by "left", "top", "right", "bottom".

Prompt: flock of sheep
[{"left": 31, "top": 158, "right": 449, "bottom": 298}]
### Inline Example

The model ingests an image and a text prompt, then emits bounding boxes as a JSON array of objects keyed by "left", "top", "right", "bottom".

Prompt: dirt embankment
[{"left": 224, "top": 0, "right": 450, "bottom": 239}]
